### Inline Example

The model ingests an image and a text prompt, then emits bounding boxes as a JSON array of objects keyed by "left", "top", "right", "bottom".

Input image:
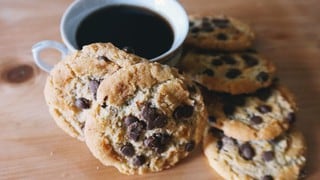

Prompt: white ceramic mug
[{"left": 32, "top": 0, "right": 189, "bottom": 72}]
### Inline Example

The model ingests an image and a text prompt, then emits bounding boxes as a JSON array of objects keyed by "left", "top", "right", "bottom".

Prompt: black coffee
[{"left": 76, "top": 5, "right": 174, "bottom": 59}]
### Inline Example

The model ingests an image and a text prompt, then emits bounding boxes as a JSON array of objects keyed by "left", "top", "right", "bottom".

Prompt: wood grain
[{"left": 0, "top": 0, "right": 319, "bottom": 179}]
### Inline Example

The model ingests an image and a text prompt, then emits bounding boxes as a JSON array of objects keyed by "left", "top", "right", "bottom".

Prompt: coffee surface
[{"left": 76, "top": 5, "right": 174, "bottom": 59}]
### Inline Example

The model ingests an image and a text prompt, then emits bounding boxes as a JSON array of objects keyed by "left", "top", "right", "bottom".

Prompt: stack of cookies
[
  {"left": 44, "top": 43, "right": 207, "bottom": 174},
  {"left": 177, "top": 15, "right": 307, "bottom": 179},
  {"left": 43, "top": 15, "right": 307, "bottom": 178}
]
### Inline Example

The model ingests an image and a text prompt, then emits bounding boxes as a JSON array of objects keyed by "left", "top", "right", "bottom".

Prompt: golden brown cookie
[
  {"left": 79, "top": 43, "right": 147, "bottom": 67},
  {"left": 44, "top": 43, "right": 146, "bottom": 141},
  {"left": 202, "top": 85, "right": 297, "bottom": 141},
  {"left": 186, "top": 15, "right": 255, "bottom": 51},
  {"left": 177, "top": 49, "right": 276, "bottom": 95},
  {"left": 203, "top": 127, "right": 307, "bottom": 180},
  {"left": 84, "top": 62, "right": 206, "bottom": 174}
]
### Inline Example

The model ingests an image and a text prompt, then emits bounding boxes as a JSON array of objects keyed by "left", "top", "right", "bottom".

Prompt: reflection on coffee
[{"left": 76, "top": 5, "right": 174, "bottom": 59}]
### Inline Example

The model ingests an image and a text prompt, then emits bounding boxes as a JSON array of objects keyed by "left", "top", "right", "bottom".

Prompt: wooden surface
[{"left": 1, "top": 0, "right": 320, "bottom": 179}]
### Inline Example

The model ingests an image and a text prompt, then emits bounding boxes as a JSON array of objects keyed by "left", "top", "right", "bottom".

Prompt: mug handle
[{"left": 32, "top": 40, "right": 68, "bottom": 73}]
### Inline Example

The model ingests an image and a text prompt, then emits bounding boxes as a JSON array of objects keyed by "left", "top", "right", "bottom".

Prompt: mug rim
[
  {"left": 60, "top": 0, "right": 189, "bottom": 62},
  {"left": 60, "top": 0, "right": 81, "bottom": 52}
]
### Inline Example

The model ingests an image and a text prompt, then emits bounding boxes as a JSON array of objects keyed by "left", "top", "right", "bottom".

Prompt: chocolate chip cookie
[
  {"left": 202, "top": 85, "right": 297, "bottom": 141},
  {"left": 44, "top": 43, "right": 146, "bottom": 141},
  {"left": 84, "top": 62, "right": 206, "bottom": 174},
  {"left": 186, "top": 15, "right": 255, "bottom": 51},
  {"left": 203, "top": 127, "right": 306, "bottom": 180},
  {"left": 177, "top": 49, "right": 276, "bottom": 95}
]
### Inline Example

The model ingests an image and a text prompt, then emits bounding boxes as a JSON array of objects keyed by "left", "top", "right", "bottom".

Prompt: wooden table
[{"left": 1, "top": 0, "right": 319, "bottom": 179}]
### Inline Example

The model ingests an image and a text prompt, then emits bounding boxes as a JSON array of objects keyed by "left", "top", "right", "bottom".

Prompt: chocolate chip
[
  {"left": 185, "top": 141, "right": 195, "bottom": 152},
  {"left": 142, "top": 103, "right": 158, "bottom": 121},
  {"left": 144, "top": 136, "right": 161, "bottom": 148},
  {"left": 216, "top": 33, "right": 228, "bottom": 40},
  {"left": 286, "top": 112, "right": 296, "bottom": 124},
  {"left": 202, "top": 69, "right": 214, "bottom": 76},
  {"left": 261, "top": 175, "right": 273, "bottom": 180},
  {"left": 209, "top": 127, "right": 224, "bottom": 139},
  {"left": 80, "top": 123, "right": 85, "bottom": 130},
  {"left": 123, "top": 115, "right": 139, "bottom": 127},
  {"left": 211, "top": 18, "right": 230, "bottom": 28},
  {"left": 154, "top": 146, "right": 166, "bottom": 154},
  {"left": 202, "top": 17, "right": 210, "bottom": 22},
  {"left": 250, "top": 116, "right": 263, "bottom": 125},
  {"left": 157, "top": 133, "right": 171, "bottom": 145},
  {"left": 222, "top": 136, "right": 237, "bottom": 146},
  {"left": 202, "top": 26, "right": 214, "bottom": 32},
  {"left": 120, "top": 143, "right": 135, "bottom": 157},
  {"left": 75, "top": 98, "right": 91, "bottom": 109},
  {"left": 156, "top": 134, "right": 171, "bottom": 153},
  {"left": 189, "top": 21, "right": 194, "bottom": 27},
  {"left": 270, "top": 135, "right": 282, "bottom": 145},
  {"left": 239, "top": 142, "right": 255, "bottom": 160},
  {"left": 141, "top": 120, "right": 147, "bottom": 128},
  {"left": 220, "top": 55, "right": 237, "bottom": 65},
  {"left": 202, "top": 21, "right": 214, "bottom": 32},
  {"left": 147, "top": 114, "right": 167, "bottom": 130},
  {"left": 191, "top": 27, "right": 200, "bottom": 34},
  {"left": 146, "top": 133, "right": 169, "bottom": 148},
  {"left": 89, "top": 79, "right": 100, "bottom": 100},
  {"left": 144, "top": 133, "right": 171, "bottom": 153},
  {"left": 256, "top": 72, "right": 269, "bottom": 82},
  {"left": 241, "top": 54, "right": 259, "bottom": 67},
  {"left": 255, "top": 88, "right": 272, "bottom": 101},
  {"left": 225, "top": 68, "right": 241, "bottom": 79},
  {"left": 101, "top": 102, "right": 107, "bottom": 108},
  {"left": 142, "top": 103, "right": 167, "bottom": 130},
  {"left": 256, "top": 105, "right": 272, "bottom": 114},
  {"left": 211, "top": 59, "right": 223, "bottom": 66},
  {"left": 97, "top": 56, "right": 109, "bottom": 62},
  {"left": 122, "top": 46, "right": 135, "bottom": 54},
  {"left": 223, "top": 104, "right": 236, "bottom": 117},
  {"left": 222, "top": 95, "right": 246, "bottom": 107},
  {"left": 153, "top": 146, "right": 168, "bottom": 154},
  {"left": 127, "top": 121, "right": 146, "bottom": 141},
  {"left": 173, "top": 105, "right": 194, "bottom": 120},
  {"left": 262, "top": 151, "right": 274, "bottom": 161},
  {"left": 89, "top": 79, "right": 100, "bottom": 92},
  {"left": 208, "top": 116, "right": 216, "bottom": 123},
  {"left": 132, "top": 155, "right": 146, "bottom": 166},
  {"left": 217, "top": 139, "right": 223, "bottom": 150}
]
